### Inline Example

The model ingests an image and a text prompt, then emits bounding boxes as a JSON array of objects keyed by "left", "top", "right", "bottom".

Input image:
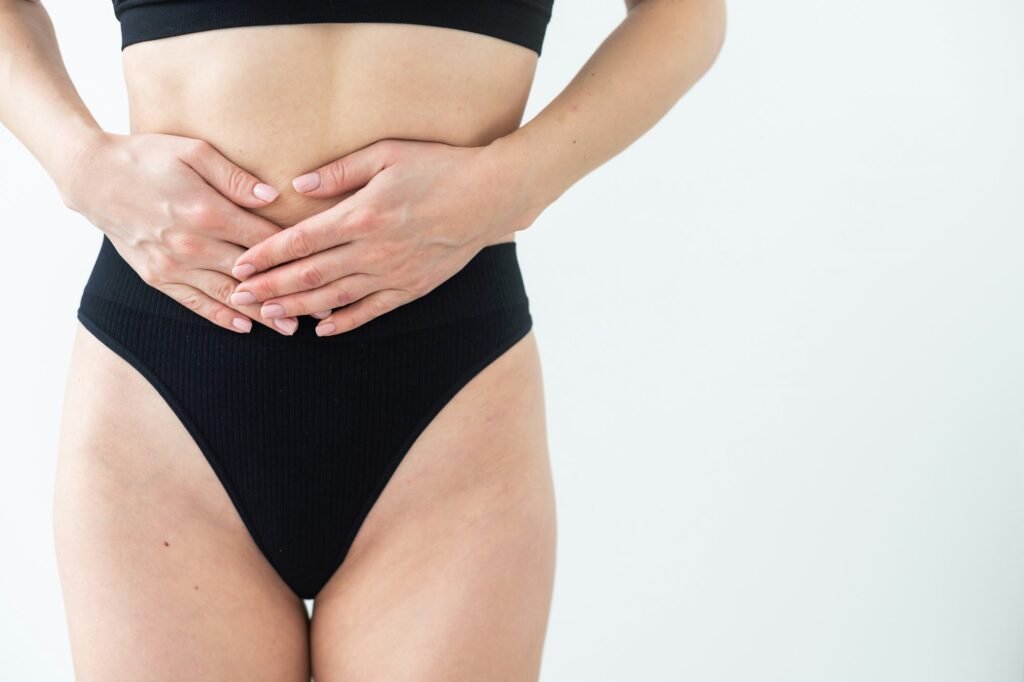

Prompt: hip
[{"left": 77, "top": 234, "right": 533, "bottom": 348}]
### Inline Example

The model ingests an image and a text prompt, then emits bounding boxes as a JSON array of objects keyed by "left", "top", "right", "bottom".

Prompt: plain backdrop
[{"left": 2, "top": 1, "right": 1023, "bottom": 680}]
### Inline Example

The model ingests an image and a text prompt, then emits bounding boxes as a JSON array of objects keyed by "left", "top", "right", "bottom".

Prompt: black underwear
[{"left": 76, "top": 235, "right": 533, "bottom": 599}]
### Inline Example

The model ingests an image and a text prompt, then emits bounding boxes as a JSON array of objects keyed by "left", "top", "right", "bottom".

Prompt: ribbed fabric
[
  {"left": 112, "top": 0, "right": 554, "bottom": 55},
  {"left": 77, "top": 236, "right": 533, "bottom": 599}
]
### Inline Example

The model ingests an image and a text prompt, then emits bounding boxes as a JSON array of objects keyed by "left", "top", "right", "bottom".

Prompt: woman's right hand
[{"left": 61, "top": 130, "right": 300, "bottom": 334}]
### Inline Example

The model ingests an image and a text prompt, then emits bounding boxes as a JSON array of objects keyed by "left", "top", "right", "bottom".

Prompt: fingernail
[
  {"left": 232, "top": 317, "right": 252, "bottom": 333},
  {"left": 261, "top": 303, "right": 286, "bottom": 319},
  {"left": 230, "top": 291, "right": 257, "bottom": 306},
  {"left": 292, "top": 172, "right": 321, "bottom": 193},
  {"left": 233, "top": 263, "right": 256, "bottom": 279},
  {"left": 274, "top": 317, "right": 298, "bottom": 335},
  {"left": 316, "top": 322, "right": 336, "bottom": 336},
  {"left": 253, "top": 183, "right": 279, "bottom": 202},
  {"left": 311, "top": 310, "right": 332, "bottom": 319}
]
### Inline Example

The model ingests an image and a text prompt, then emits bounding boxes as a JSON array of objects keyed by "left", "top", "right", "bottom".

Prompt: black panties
[{"left": 76, "top": 236, "right": 533, "bottom": 599}]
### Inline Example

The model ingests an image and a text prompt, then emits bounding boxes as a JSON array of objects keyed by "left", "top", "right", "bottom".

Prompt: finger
[
  {"left": 169, "top": 192, "right": 282, "bottom": 252},
  {"left": 315, "top": 289, "right": 408, "bottom": 337},
  {"left": 160, "top": 282, "right": 253, "bottom": 334},
  {"left": 232, "top": 205, "right": 368, "bottom": 278},
  {"left": 180, "top": 138, "right": 281, "bottom": 208},
  {"left": 311, "top": 310, "right": 332, "bottom": 319},
  {"left": 291, "top": 139, "right": 396, "bottom": 198},
  {"left": 231, "top": 244, "right": 355, "bottom": 302},
  {"left": 187, "top": 269, "right": 299, "bottom": 336},
  {"left": 167, "top": 237, "right": 245, "bottom": 277},
  {"left": 210, "top": 195, "right": 285, "bottom": 249},
  {"left": 257, "top": 274, "right": 377, "bottom": 320}
]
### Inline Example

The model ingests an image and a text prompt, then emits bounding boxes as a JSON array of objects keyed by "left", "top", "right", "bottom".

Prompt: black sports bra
[{"left": 111, "top": 0, "right": 554, "bottom": 56}]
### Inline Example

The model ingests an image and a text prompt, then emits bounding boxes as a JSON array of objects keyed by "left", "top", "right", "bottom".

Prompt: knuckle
[
  {"left": 335, "top": 313, "right": 355, "bottom": 331},
  {"left": 349, "top": 206, "right": 380, "bottom": 232},
  {"left": 184, "top": 138, "right": 210, "bottom": 160},
  {"left": 287, "top": 229, "right": 314, "bottom": 259},
  {"left": 178, "top": 200, "right": 217, "bottom": 229},
  {"left": 255, "top": 282, "right": 277, "bottom": 300},
  {"left": 368, "top": 296, "right": 390, "bottom": 317},
  {"left": 211, "top": 279, "right": 235, "bottom": 303},
  {"left": 209, "top": 307, "right": 232, "bottom": 328},
  {"left": 334, "top": 283, "right": 354, "bottom": 307},
  {"left": 363, "top": 241, "right": 394, "bottom": 265},
  {"left": 226, "top": 166, "right": 251, "bottom": 199},
  {"left": 170, "top": 232, "right": 203, "bottom": 258},
  {"left": 150, "top": 251, "right": 176, "bottom": 278},
  {"left": 136, "top": 264, "right": 158, "bottom": 286},
  {"left": 297, "top": 264, "right": 324, "bottom": 289},
  {"left": 409, "top": 274, "right": 432, "bottom": 297},
  {"left": 323, "top": 160, "right": 347, "bottom": 191},
  {"left": 138, "top": 251, "right": 174, "bottom": 286},
  {"left": 193, "top": 205, "right": 219, "bottom": 230},
  {"left": 181, "top": 292, "right": 203, "bottom": 311}
]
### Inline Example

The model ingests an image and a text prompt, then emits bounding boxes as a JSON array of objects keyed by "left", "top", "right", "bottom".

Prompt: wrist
[
  {"left": 54, "top": 128, "right": 112, "bottom": 213},
  {"left": 482, "top": 131, "right": 557, "bottom": 232}
]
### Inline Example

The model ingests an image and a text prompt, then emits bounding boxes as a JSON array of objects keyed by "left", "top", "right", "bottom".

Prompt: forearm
[
  {"left": 0, "top": 0, "right": 105, "bottom": 204},
  {"left": 488, "top": 0, "right": 727, "bottom": 227}
]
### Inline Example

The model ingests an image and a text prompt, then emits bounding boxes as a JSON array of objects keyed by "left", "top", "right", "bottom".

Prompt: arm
[
  {"left": 0, "top": 1, "right": 300, "bottom": 334},
  {"left": 0, "top": 0, "right": 104, "bottom": 205},
  {"left": 491, "top": 0, "right": 729, "bottom": 229},
  {"left": 229, "top": 0, "right": 727, "bottom": 336}
]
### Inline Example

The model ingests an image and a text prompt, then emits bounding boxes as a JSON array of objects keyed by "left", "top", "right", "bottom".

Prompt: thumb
[
  {"left": 291, "top": 139, "right": 396, "bottom": 198},
  {"left": 180, "top": 139, "right": 280, "bottom": 208}
]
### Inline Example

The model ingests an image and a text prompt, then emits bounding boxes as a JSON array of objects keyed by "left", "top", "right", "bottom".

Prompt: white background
[{"left": 2, "top": 1, "right": 1023, "bottom": 680}]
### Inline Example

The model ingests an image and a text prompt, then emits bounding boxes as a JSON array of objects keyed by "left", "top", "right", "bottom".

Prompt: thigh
[
  {"left": 309, "top": 330, "right": 557, "bottom": 682},
  {"left": 54, "top": 322, "right": 310, "bottom": 681}
]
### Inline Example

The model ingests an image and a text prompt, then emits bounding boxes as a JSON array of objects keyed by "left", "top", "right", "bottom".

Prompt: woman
[{"left": 0, "top": 0, "right": 726, "bottom": 678}]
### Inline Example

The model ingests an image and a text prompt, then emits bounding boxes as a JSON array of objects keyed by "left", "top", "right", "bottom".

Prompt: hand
[
  {"left": 229, "top": 138, "right": 533, "bottom": 336},
  {"left": 63, "top": 131, "right": 300, "bottom": 334}
]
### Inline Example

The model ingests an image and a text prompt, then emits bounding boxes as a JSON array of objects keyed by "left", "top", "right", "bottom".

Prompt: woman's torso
[{"left": 121, "top": 22, "right": 540, "bottom": 240}]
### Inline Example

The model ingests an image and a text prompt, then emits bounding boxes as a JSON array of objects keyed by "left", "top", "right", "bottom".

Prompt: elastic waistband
[{"left": 80, "top": 235, "right": 530, "bottom": 343}]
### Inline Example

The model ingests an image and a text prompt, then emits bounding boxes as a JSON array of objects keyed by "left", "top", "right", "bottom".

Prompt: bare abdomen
[{"left": 121, "top": 22, "right": 539, "bottom": 230}]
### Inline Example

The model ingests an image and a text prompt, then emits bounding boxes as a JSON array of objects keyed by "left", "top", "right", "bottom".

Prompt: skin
[{"left": 1, "top": 0, "right": 727, "bottom": 679}]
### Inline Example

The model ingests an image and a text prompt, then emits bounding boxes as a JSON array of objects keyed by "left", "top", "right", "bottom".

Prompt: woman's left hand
[{"left": 229, "top": 138, "right": 532, "bottom": 336}]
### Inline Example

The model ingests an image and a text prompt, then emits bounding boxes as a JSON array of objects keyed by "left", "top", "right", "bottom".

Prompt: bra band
[{"left": 112, "top": 0, "right": 554, "bottom": 55}]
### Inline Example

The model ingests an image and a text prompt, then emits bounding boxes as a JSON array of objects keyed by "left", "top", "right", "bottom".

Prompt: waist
[
  {"left": 80, "top": 235, "right": 531, "bottom": 343},
  {"left": 121, "top": 23, "right": 536, "bottom": 228}
]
